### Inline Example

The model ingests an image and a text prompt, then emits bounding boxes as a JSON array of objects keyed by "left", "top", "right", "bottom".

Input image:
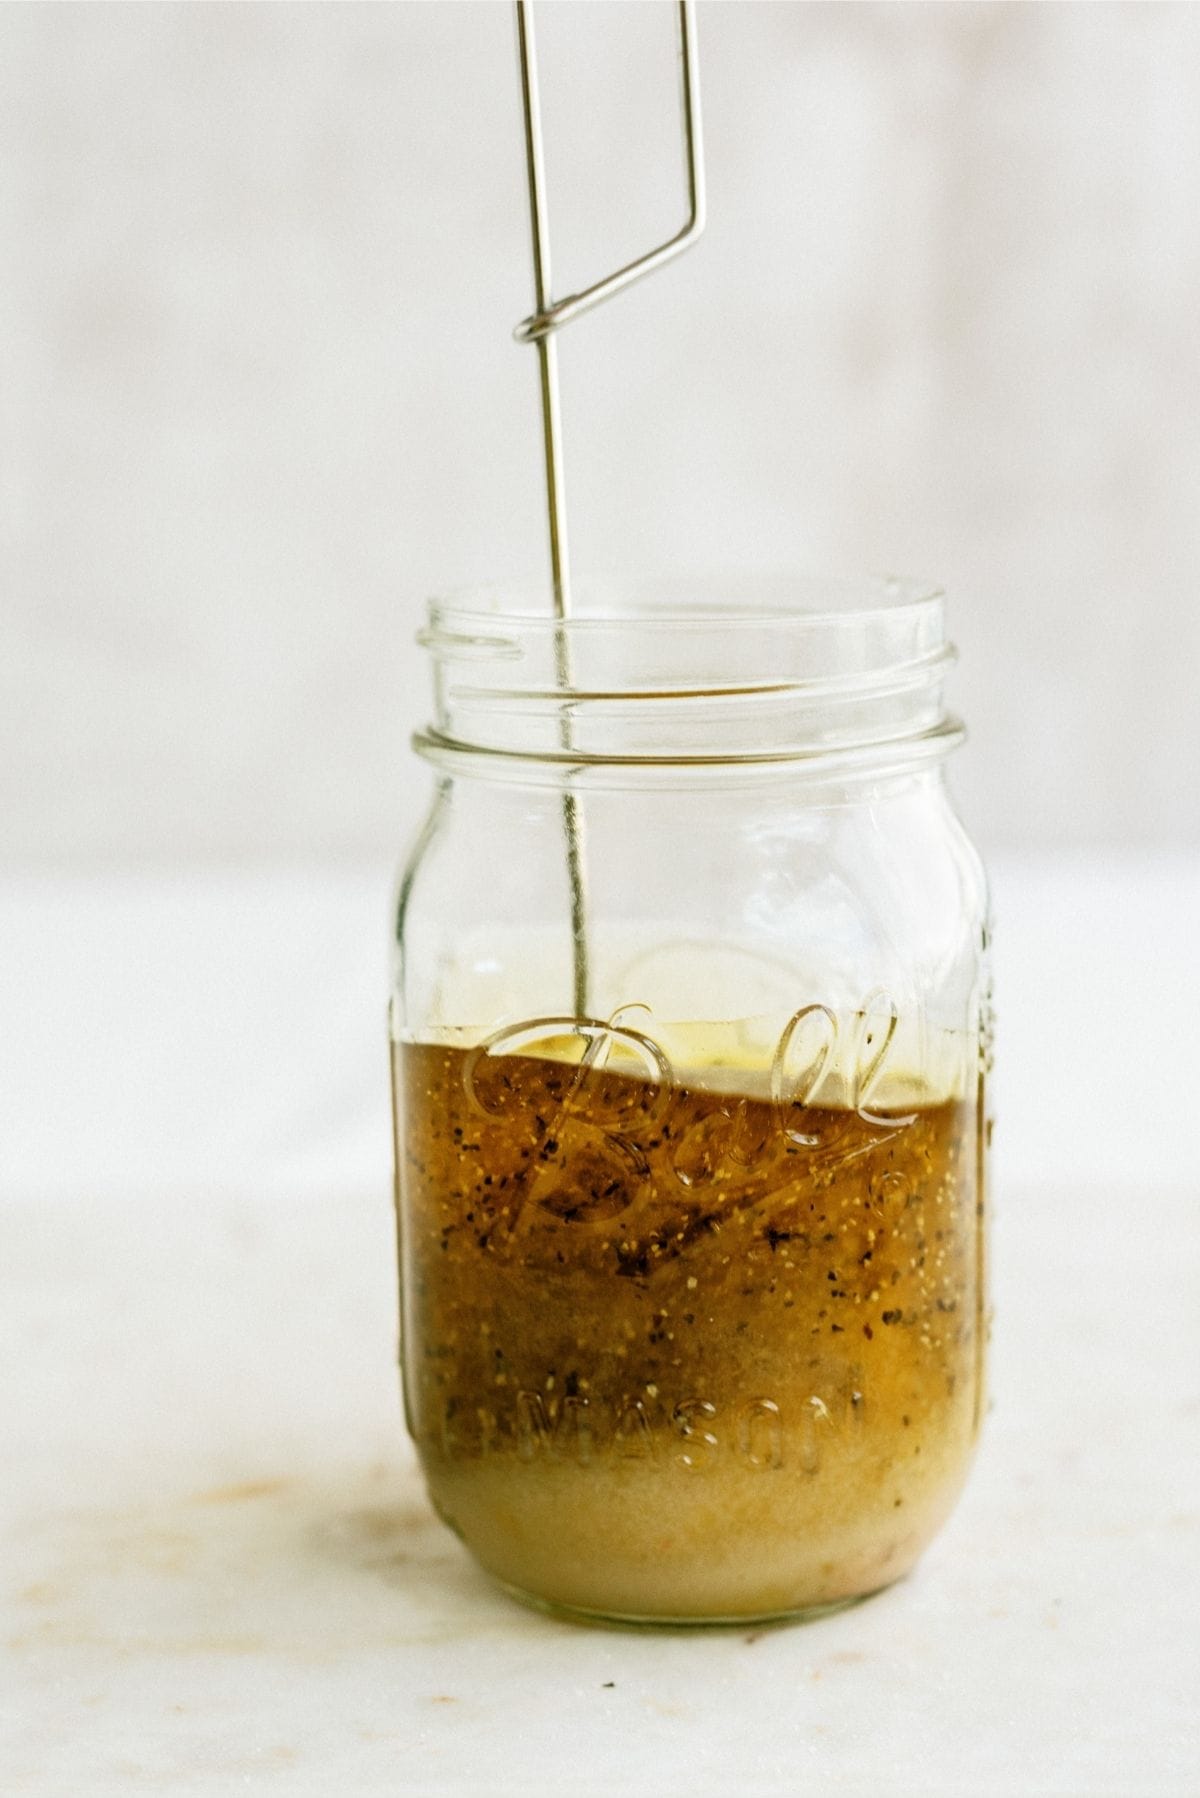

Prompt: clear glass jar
[{"left": 390, "top": 575, "right": 991, "bottom": 1626}]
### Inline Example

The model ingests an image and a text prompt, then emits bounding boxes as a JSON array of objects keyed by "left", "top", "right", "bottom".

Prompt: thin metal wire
[
  {"left": 515, "top": 0, "right": 588, "bottom": 1017},
  {"left": 514, "top": 0, "right": 705, "bottom": 1018},
  {"left": 515, "top": 1, "right": 706, "bottom": 346},
  {"left": 515, "top": 0, "right": 571, "bottom": 612}
]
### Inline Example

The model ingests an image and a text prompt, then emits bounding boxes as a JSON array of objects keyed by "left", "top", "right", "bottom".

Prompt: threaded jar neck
[{"left": 414, "top": 575, "right": 963, "bottom": 785}]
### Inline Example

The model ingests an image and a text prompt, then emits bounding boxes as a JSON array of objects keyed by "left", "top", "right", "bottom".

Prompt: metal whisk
[{"left": 514, "top": 0, "right": 706, "bottom": 1018}]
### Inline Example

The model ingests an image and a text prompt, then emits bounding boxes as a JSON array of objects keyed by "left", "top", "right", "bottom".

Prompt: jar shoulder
[{"left": 393, "top": 776, "right": 989, "bottom": 1038}]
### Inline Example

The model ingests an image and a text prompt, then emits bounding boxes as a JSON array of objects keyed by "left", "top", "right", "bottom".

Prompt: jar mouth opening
[
  {"left": 415, "top": 572, "right": 957, "bottom": 772},
  {"left": 423, "top": 571, "right": 944, "bottom": 635}
]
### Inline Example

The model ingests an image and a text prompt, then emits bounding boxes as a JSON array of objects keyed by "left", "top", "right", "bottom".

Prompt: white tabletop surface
[{"left": 3, "top": 858, "right": 1199, "bottom": 1796}]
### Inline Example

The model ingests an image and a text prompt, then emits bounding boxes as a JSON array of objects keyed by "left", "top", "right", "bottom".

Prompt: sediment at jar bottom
[
  {"left": 393, "top": 1036, "right": 985, "bottom": 1623},
  {"left": 425, "top": 1423, "right": 975, "bottom": 1621}
]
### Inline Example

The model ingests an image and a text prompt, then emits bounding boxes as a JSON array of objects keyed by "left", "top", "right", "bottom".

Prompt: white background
[
  {"left": 4, "top": 10, "right": 1199, "bottom": 1792},
  {"left": 5, "top": 0, "right": 1200, "bottom": 865}
]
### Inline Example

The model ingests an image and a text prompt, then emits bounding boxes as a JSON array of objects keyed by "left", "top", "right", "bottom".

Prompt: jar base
[{"left": 491, "top": 1573, "right": 900, "bottom": 1631}]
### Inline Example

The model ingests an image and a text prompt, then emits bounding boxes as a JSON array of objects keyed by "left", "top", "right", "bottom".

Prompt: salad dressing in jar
[{"left": 390, "top": 577, "right": 991, "bottom": 1624}]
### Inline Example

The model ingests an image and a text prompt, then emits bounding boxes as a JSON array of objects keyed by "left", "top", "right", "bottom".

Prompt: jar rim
[
  {"left": 412, "top": 717, "right": 966, "bottom": 787},
  {"left": 414, "top": 571, "right": 959, "bottom": 775},
  {"left": 423, "top": 571, "right": 944, "bottom": 635}
]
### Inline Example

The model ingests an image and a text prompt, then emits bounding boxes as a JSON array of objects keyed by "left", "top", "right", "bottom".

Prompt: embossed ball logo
[{"left": 462, "top": 993, "right": 916, "bottom": 1229}]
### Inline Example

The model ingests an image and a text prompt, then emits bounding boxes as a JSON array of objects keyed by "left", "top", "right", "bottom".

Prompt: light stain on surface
[{"left": 191, "top": 1478, "right": 292, "bottom": 1506}]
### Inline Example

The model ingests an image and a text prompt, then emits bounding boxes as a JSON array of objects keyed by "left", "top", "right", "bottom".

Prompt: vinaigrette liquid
[{"left": 393, "top": 1034, "right": 985, "bottom": 1622}]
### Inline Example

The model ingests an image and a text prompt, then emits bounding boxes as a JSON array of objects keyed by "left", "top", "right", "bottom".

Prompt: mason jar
[{"left": 390, "top": 575, "right": 991, "bottom": 1626}]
